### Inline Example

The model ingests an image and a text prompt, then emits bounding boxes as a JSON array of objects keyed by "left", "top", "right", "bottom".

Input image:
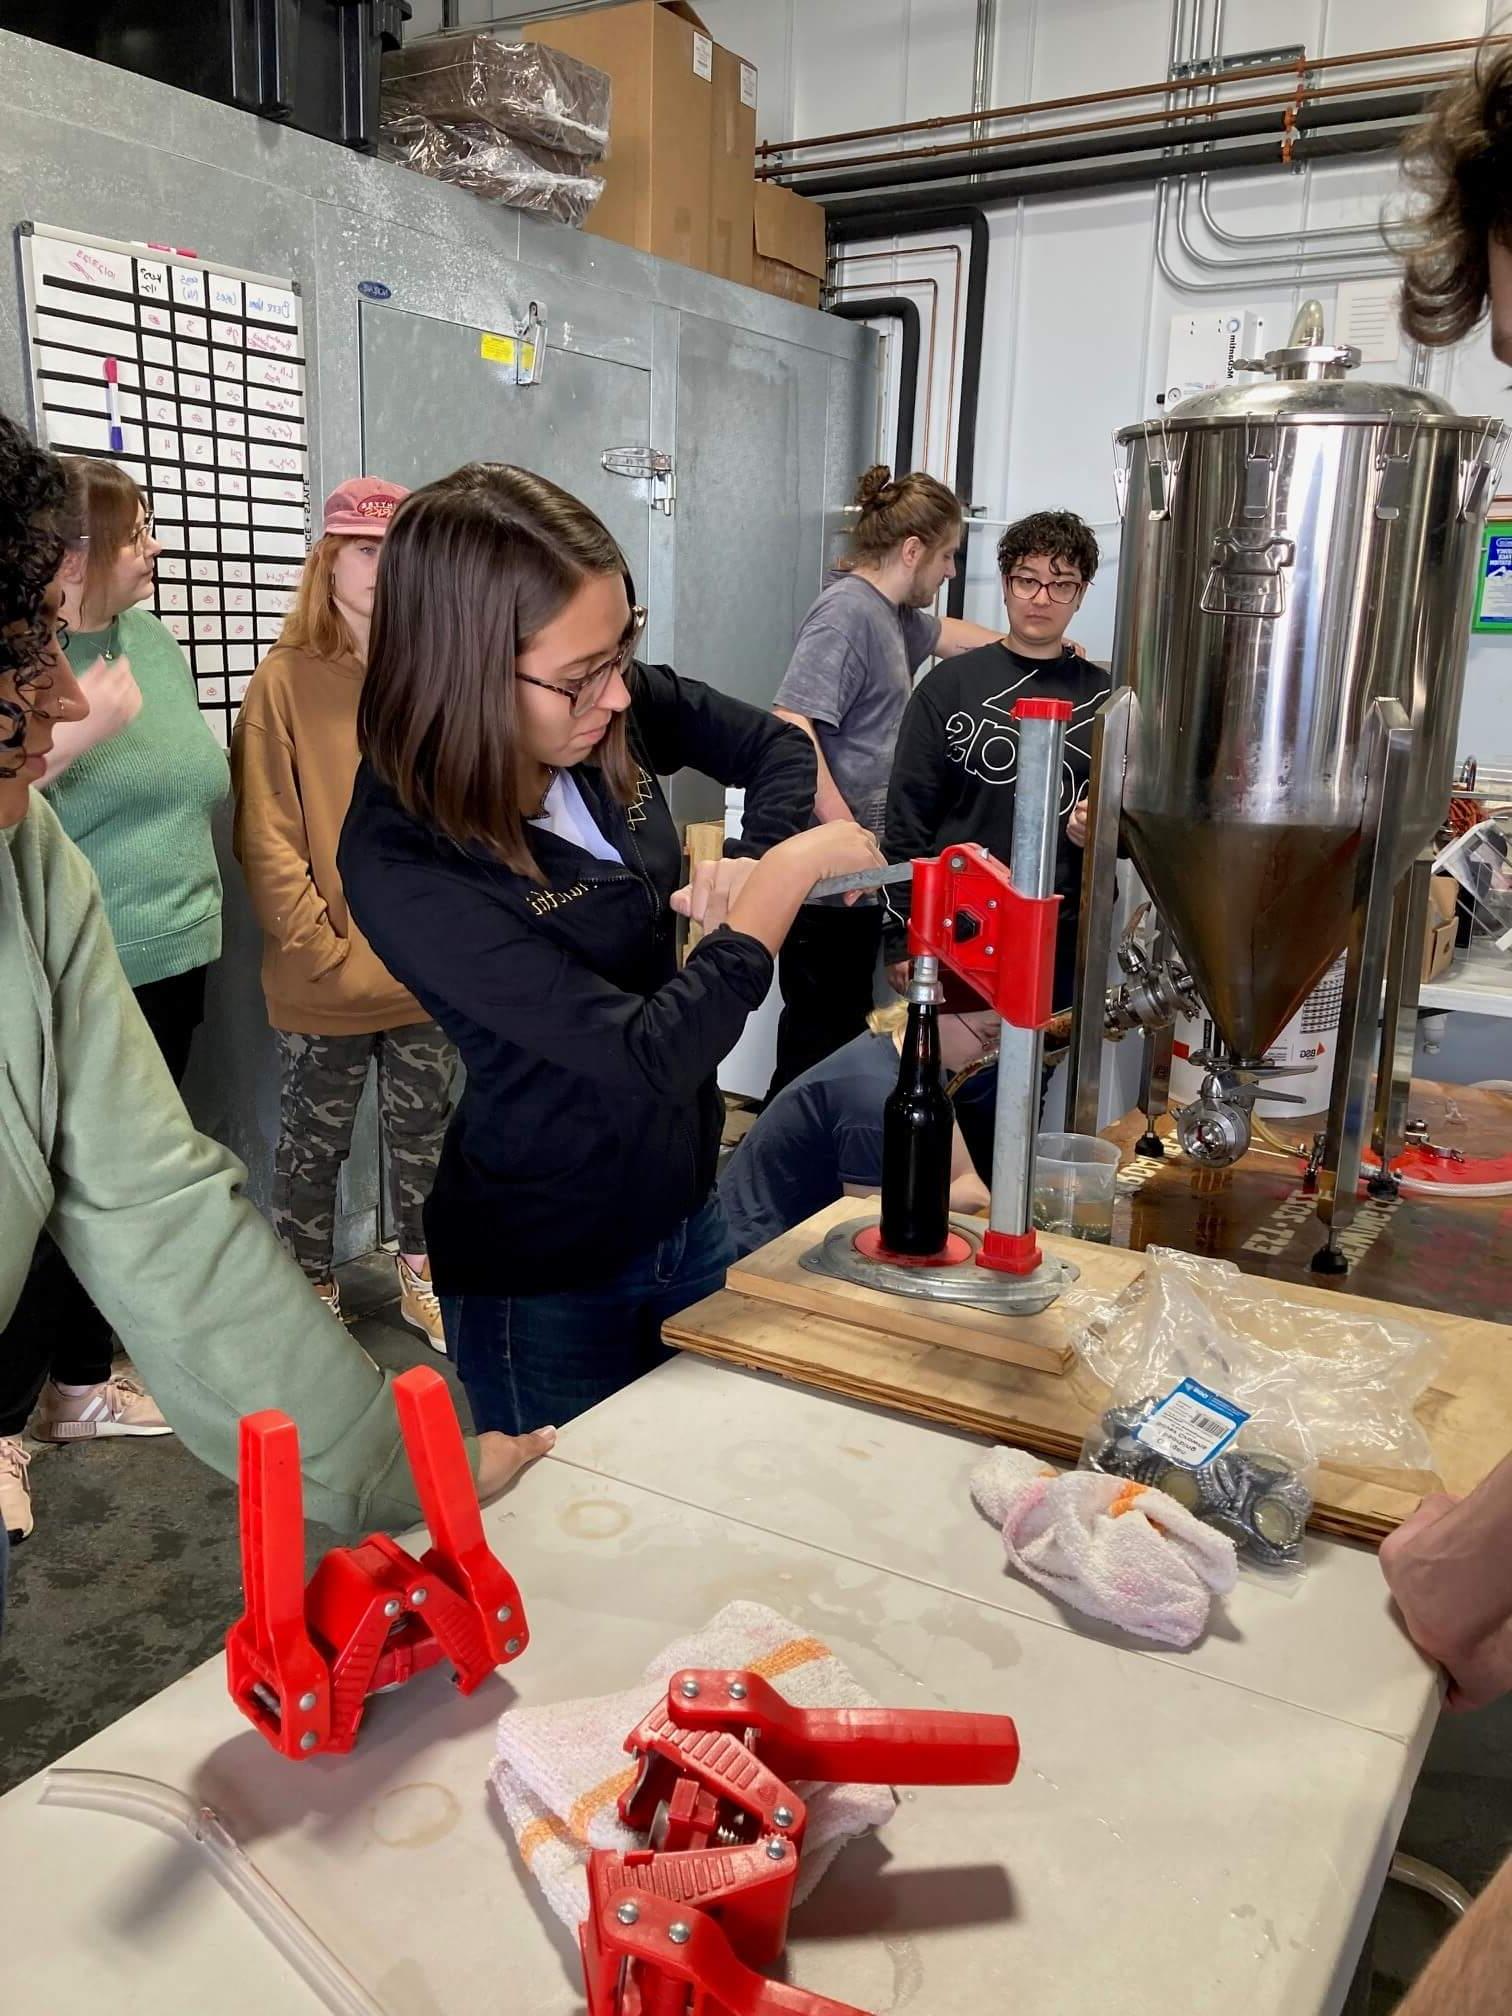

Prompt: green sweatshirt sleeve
[{"left": 35, "top": 805, "right": 466, "bottom": 1535}]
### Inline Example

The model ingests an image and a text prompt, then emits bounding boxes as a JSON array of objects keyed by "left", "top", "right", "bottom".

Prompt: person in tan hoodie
[{"left": 232, "top": 478, "right": 452, "bottom": 1345}]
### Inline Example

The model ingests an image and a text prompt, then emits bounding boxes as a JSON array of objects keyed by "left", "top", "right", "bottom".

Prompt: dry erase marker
[{"left": 103, "top": 357, "right": 123, "bottom": 452}]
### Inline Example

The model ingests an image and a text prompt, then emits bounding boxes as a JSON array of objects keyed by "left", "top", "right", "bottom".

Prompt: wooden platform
[
  {"left": 670, "top": 1191, "right": 1512, "bottom": 1548},
  {"left": 727, "top": 1218, "right": 1074, "bottom": 1375}
]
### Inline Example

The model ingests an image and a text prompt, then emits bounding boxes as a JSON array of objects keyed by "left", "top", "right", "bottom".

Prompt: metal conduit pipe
[
  {"left": 830, "top": 206, "right": 989, "bottom": 624},
  {"left": 760, "top": 32, "right": 1497, "bottom": 160},
  {"left": 1194, "top": 175, "right": 1381, "bottom": 251},
  {"left": 821, "top": 121, "right": 1415, "bottom": 227},
  {"left": 1172, "top": 171, "right": 1394, "bottom": 274},
  {"left": 787, "top": 89, "right": 1435, "bottom": 202},
  {"left": 782, "top": 71, "right": 1453, "bottom": 186},
  {"left": 1158, "top": 0, "right": 1397, "bottom": 278},
  {"left": 1155, "top": 170, "right": 1403, "bottom": 292},
  {"left": 826, "top": 298, "right": 921, "bottom": 478},
  {"left": 1170, "top": 0, "right": 1383, "bottom": 273}
]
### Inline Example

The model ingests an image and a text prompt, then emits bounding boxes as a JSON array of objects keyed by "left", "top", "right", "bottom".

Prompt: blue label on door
[{"left": 357, "top": 280, "right": 392, "bottom": 301}]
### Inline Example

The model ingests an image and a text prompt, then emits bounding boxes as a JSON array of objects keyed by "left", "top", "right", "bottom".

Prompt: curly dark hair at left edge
[{"left": 0, "top": 409, "right": 72, "bottom": 691}]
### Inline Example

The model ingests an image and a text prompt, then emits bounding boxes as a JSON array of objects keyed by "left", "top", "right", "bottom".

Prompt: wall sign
[
  {"left": 1473, "top": 518, "right": 1512, "bottom": 634},
  {"left": 19, "top": 221, "right": 310, "bottom": 748}
]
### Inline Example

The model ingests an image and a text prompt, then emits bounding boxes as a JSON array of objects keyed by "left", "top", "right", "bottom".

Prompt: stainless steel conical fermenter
[{"left": 1068, "top": 335, "right": 1503, "bottom": 1271}]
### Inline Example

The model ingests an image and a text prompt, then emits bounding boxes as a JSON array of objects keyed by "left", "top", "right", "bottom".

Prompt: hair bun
[{"left": 854, "top": 464, "right": 896, "bottom": 513}]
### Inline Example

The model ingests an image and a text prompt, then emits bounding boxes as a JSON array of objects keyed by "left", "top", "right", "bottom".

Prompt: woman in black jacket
[{"left": 339, "top": 464, "right": 882, "bottom": 1436}]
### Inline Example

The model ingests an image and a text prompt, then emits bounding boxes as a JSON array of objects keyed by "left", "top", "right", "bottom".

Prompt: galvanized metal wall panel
[{"left": 0, "top": 28, "right": 875, "bottom": 1257}]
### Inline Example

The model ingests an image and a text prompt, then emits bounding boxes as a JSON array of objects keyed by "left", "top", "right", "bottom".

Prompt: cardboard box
[
  {"left": 1428, "top": 873, "right": 1459, "bottom": 925},
  {"left": 710, "top": 44, "right": 756, "bottom": 285},
  {"left": 752, "top": 180, "right": 827, "bottom": 308},
  {"left": 1423, "top": 915, "right": 1457, "bottom": 983},
  {"left": 525, "top": 2, "right": 754, "bottom": 279}
]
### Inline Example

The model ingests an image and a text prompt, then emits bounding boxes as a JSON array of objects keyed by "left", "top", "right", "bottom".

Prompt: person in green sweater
[
  {"left": 0, "top": 413, "right": 553, "bottom": 1563},
  {"left": 0, "top": 457, "right": 231, "bottom": 1471}
]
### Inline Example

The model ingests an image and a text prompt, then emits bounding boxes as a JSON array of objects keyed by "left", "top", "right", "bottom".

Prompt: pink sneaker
[{"left": 33, "top": 1374, "right": 173, "bottom": 1443}]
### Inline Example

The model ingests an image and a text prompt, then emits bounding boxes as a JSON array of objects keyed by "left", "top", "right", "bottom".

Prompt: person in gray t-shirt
[{"left": 765, "top": 465, "right": 1016, "bottom": 1098}]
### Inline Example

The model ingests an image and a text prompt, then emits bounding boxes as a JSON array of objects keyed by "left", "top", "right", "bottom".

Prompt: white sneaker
[
  {"left": 0, "top": 1435, "right": 33, "bottom": 1541},
  {"left": 314, "top": 1280, "right": 347, "bottom": 1325},
  {"left": 397, "top": 1257, "right": 446, "bottom": 1354},
  {"left": 32, "top": 1373, "right": 172, "bottom": 1443}
]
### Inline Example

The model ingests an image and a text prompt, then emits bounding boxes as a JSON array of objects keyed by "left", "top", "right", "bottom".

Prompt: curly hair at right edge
[
  {"left": 0, "top": 409, "right": 71, "bottom": 688},
  {"left": 1397, "top": 38, "right": 1512, "bottom": 346}
]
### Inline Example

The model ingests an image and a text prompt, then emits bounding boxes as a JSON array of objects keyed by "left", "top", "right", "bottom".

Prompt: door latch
[{"left": 603, "top": 446, "right": 676, "bottom": 515}]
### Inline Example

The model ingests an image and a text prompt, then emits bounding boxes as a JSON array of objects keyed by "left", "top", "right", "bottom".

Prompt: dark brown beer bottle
[{"left": 880, "top": 1001, "right": 953, "bottom": 1256}]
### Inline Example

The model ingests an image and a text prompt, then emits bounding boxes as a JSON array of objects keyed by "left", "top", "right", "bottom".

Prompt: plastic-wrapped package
[
  {"left": 381, "top": 33, "right": 611, "bottom": 160},
  {"left": 379, "top": 115, "right": 604, "bottom": 229},
  {"left": 1071, "top": 1247, "right": 1444, "bottom": 1572}
]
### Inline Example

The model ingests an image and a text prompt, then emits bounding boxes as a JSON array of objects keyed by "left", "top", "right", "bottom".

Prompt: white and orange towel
[
  {"left": 970, "top": 1446, "right": 1238, "bottom": 1649},
  {"left": 490, "top": 1600, "right": 896, "bottom": 1932}
]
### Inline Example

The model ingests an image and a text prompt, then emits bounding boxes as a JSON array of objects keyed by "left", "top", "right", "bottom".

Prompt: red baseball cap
[{"left": 322, "top": 476, "right": 408, "bottom": 537}]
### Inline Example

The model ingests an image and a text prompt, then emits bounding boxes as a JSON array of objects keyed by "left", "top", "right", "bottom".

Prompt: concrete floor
[{"left": 0, "top": 1247, "right": 1507, "bottom": 2012}]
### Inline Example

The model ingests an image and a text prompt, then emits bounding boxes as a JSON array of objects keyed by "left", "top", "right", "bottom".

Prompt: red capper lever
[
  {"left": 225, "top": 1365, "right": 526, "bottom": 1759},
  {"left": 580, "top": 1668, "right": 1020, "bottom": 2014}
]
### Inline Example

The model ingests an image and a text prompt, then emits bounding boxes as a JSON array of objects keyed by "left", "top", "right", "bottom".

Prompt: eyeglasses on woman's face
[
  {"left": 516, "top": 605, "right": 647, "bottom": 717},
  {"left": 1006, "top": 570, "right": 1082, "bottom": 606},
  {"left": 126, "top": 511, "right": 155, "bottom": 557}
]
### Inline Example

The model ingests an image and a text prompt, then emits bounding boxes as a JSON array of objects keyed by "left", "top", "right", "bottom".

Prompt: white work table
[
  {"left": 0, "top": 1355, "right": 1438, "bottom": 2016},
  {"left": 1418, "top": 939, "right": 1512, "bottom": 1019}
]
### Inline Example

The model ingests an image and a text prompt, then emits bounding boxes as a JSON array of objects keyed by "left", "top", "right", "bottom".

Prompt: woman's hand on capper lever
[{"left": 685, "top": 822, "right": 885, "bottom": 956}]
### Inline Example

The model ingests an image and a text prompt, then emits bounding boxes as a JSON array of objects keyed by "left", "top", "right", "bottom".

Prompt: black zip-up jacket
[
  {"left": 882, "top": 643, "right": 1111, "bottom": 1010},
  {"left": 338, "top": 662, "right": 816, "bottom": 1297}
]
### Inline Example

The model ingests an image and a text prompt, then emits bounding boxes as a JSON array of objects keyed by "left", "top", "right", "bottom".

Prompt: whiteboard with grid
[{"left": 19, "top": 222, "right": 309, "bottom": 748}]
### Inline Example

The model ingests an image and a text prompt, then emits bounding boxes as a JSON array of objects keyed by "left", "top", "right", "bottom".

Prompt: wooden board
[
  {"left": 727, "top": 1213, "right": 1075, "bottom": 1376},
  {"left": 671, "top": 1198, "right": 1512, "bottom": 1547},
  {"left": 681, "top": 820, "right": 726, "bottom": 958}
]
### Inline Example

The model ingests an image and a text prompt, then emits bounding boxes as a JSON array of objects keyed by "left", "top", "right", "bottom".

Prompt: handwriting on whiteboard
[
  {"left": 23, "top": 227, "right": 308, "bottom": 746},
  {"left": 246, "top": 326, "right": 298, "bottom": 356}
]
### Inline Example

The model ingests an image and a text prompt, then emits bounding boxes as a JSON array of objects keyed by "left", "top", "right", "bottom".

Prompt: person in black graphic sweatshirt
[{"left": 882, "top": 510, "right": 1110, "bottom": 1013}]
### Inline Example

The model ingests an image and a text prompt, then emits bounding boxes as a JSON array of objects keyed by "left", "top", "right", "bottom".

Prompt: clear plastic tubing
[{"left": 40, "top": 1769, "right": 388, "bottom": 2016}]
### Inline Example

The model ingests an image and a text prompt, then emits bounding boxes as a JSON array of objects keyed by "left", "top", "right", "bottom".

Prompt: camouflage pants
[{"left": 271, "top": 1022, "right": 456, "bottom": 1282}]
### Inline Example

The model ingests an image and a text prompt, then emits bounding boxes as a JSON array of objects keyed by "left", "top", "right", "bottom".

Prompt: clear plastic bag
[
  {"left": 1071, "top": 1247, "right": 1444, "bottom": 1572},
  {"left": 381, "top": 33, "right": 611, "bottom": 160},
  {"left": 379, "top": 115, "right": 605, "bottom": 229}
]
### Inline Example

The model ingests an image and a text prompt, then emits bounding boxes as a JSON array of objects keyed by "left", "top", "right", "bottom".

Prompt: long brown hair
[
  {"left": 844, "top": 464, "right": 962, "bottom": 569},
  {"left": 1397, "top": 40, "right": 1512, "bottom": 345},
  {"left": 358, "top": 464, "right": 637, "bottom": 878},
  {"left": 279, "top": 536, "right": 358, "bottom": 660},
  {"left": 63, "top": 457, "right": 140, "bottom": 617}
]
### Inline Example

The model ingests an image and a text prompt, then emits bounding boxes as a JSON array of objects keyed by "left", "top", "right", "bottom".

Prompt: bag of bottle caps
[{"left": 1072, "top": 1248, "right": 1443, "bottom": 1573}]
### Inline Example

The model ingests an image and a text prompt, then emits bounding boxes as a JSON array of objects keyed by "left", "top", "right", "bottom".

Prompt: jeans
[
  {"left": 440, "top": 1197, "right": 734, "bottom": 1436},
  {"left": 0, "top": 965, "right": 207, "bottom": 1437}
]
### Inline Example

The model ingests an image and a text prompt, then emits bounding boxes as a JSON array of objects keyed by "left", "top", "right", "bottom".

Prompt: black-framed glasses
[
  {"left": 1007, "top": 571, "right": 1081, "bottom": 605},
  {"left": 128, "top": 511, "right": 155, "bottom": 555},
  {"left": 517, "top": 605, "right": 647, "bottom": 717}
]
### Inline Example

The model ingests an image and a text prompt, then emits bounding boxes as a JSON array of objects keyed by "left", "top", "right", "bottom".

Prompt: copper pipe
[
  {"left": 832, "top": 278, "right": 940, "bottom": 470},
  {"left": 763, "top": 66, "right": 1463, "bottom": 182},
  {"left": 832, "top": 245, "right": 964, "bottom": 477},
  {"left": 757, "top": 32, "right": 1501, "bottom": 161}
]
